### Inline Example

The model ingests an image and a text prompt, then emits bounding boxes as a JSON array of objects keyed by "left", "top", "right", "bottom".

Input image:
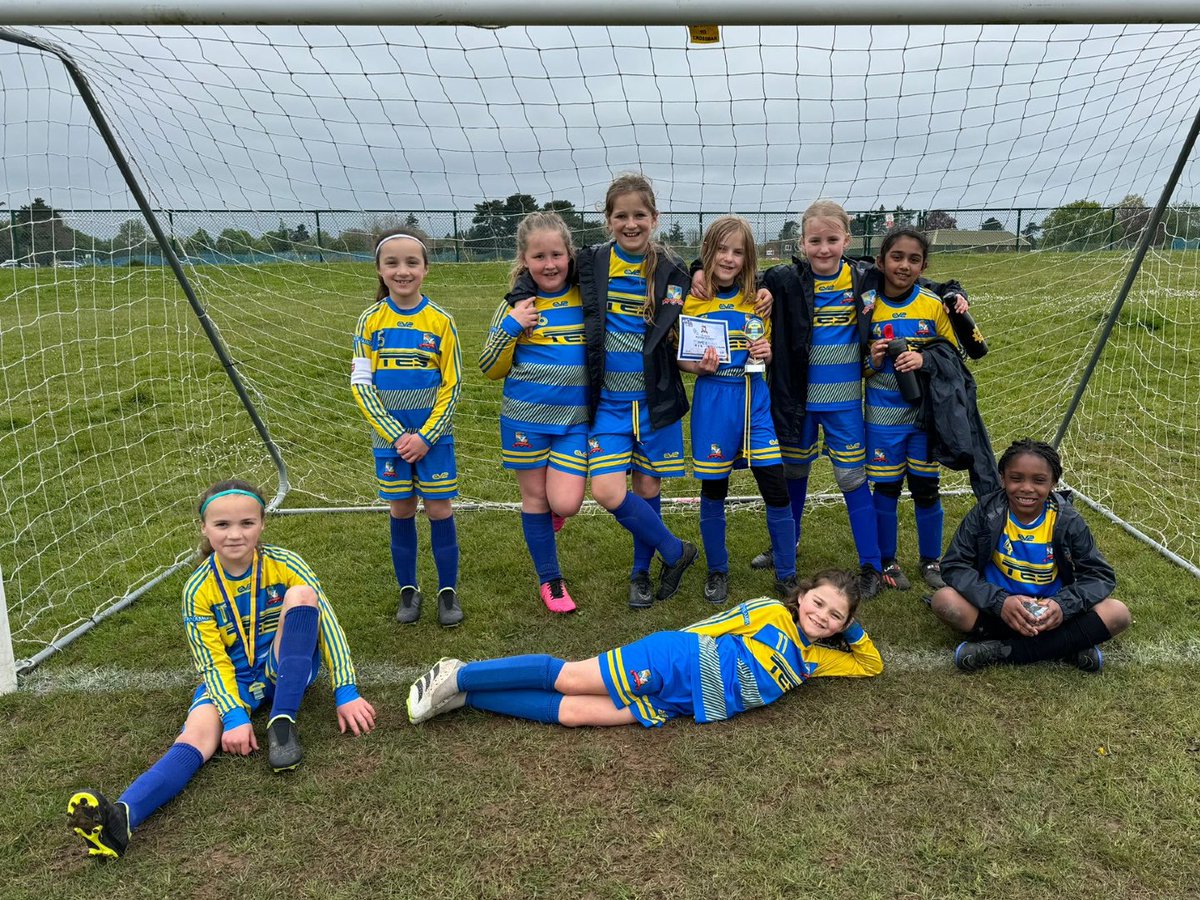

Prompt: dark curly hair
[{"left": 997, "top": 438, "right": 1063, "bottom": 484}]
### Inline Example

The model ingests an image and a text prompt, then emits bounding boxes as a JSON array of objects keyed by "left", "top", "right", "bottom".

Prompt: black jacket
[
  {"left": 915, "top": 338, "right": 1000, "bottom": 498},
  {"left": 761, "top": 255, "right": 964, "bottom": 446},
  {"left": 941, "top": 489, "right": 1117, "bottom": 619},
  {"left": 509, "top": 243, "right": 691, "bottom": 430}
]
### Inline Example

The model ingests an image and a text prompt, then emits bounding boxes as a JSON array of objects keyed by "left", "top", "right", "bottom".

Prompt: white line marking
[{"left": 19, "top": 641, "right": 1200, "bottom": 694}]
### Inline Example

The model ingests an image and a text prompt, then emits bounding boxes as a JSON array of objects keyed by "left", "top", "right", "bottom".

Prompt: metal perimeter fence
[{"left": 4, "top": 205, "right": 1199, "bottom": 268}]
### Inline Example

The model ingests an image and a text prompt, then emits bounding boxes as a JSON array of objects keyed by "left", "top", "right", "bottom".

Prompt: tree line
[{"left": 4, "top": 193, "right": 1199, "bottom": 266}]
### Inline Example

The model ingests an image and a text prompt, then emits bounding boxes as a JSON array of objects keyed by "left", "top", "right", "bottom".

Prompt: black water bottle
[
  {"left": 948, "top": 306, "right": 988, "bottom": 359},
  {"left": 883, "top": 324, "right": 922, "bottom": 405}
]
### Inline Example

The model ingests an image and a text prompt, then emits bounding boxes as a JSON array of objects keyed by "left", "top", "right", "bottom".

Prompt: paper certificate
[{"left": 677, "top": 315, "right": 731, "bottom": 363}]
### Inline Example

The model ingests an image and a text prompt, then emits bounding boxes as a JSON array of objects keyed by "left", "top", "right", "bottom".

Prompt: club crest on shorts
[
  {"left": 872, "top": 448, "right": 887, "bottom": 463},
  {"left": 630, "top": 668, "right": 652, "bottom": 689},
  {"left": 512, "top": 431, "right": 532, "bottom": 448},
  {"left": 383, "top": 460, "right": 397, "bottom": 476},
  {"left": 587, "top": 437, "right": 602, "bottom": 455},
  {"left": 707, "top": 443, "right": 724, "bottom": 459}
]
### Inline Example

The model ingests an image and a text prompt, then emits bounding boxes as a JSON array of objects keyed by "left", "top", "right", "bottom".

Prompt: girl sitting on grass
[
  {"left": 67, "top": 479, "right": 375, "bottom": 859},
  {"left": 932, "top": 439, "right": 1131, "bottom": 672}
]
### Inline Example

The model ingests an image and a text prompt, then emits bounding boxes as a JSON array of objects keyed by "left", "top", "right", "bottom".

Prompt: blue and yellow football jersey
[
  {"left": 808, "top": 262, "right": 862, "bottom": 411},
  {"left": 602, "top": 245, "right": 650, "bottom": 401},
  {"left": 985, "top": 503, "right": 1063, "bottom": 598},
  {"left": 479, "top": 285, "right": 588, "bottom": 433},
  {"left": 682, "top": 598, "right": 882, "bottom": 722},
  {"left": 351, "top": 294, "right": 462, "bottom": 454},
  {"left": 682, "top": 283, "right": 771, "bottom": 377},
  {"left": 181, "top": 545, "right": 360, "bottom": 730},
  {"left": 866, "top": 284, "right": 959, "bottom": 428}
]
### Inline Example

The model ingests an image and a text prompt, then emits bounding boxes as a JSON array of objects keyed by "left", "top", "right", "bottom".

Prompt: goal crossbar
[{"left": 3, "top": 1, "right": 1200, "bottom": 27}]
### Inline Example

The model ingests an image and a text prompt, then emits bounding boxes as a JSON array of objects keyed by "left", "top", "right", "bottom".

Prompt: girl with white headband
[{"left": 352, "top": 228, "right": 464, "bottom": 627}]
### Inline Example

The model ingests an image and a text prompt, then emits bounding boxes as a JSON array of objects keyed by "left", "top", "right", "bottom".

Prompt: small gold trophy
[{"left": 744, "top": 316, "right": 766, "bottom": 373}]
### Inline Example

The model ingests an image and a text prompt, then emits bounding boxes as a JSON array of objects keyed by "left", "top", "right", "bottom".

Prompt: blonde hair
[
  {"left": 508, "top": 210, "right": 577, "bottom": 290},
  {"left": 604, "top": 173, "right": 664, "bottom": 324},
  {"left": 373, "top": 226, "right": 430, "bottom": 301},
  {"left": 700, "top": 216, "right": 757, "bottom": 299},
  {"left": 801, "top": 199, "right": 851, "bottom": 238}
]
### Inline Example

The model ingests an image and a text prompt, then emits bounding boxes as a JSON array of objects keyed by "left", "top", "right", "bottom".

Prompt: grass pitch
[{"left": 2, "top": 251, "right": 1199, "bottom": 898}]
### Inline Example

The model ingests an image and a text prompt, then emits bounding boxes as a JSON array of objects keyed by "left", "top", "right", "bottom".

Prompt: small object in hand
[{"left": 1022, "top": 599, "right": 1048, "bottom": 618}]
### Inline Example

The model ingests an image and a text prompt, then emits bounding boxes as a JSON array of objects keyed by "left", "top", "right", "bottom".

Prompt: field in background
[{"left": 2, "top": 251, "right": 1199, "bottom": 897}]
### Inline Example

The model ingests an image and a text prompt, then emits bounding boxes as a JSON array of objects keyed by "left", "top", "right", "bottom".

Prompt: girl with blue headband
[{"left": 67, "top": 479, "right": 375, "bottom": 859}]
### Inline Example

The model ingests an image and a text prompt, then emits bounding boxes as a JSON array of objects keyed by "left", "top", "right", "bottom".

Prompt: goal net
[{"left": 3, "top": 22, "right": 1200, "bottom": 672}]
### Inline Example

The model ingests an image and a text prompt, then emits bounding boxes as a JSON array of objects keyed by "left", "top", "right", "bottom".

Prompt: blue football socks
[
  {"left": 465, "top": 689, "right": 563, "bottom": 724},
  {"left": 844, "top": 482, "right": 882, "bottom": 571},
  {"left": 117, "top": 742, "right": 204, "bottom": 830},
  {"left": 269, "top": 604, "right": 318, "bottom": 723},
  {"left": 765, "top": 503, "right": 797, "bottom": 579},
  {"left": 631, "top": 492, "right": 662, "bottom": 575},
  {"left": 457, "top": 654, "right": 566, "bottom": 692},
  {"left": 786, "top": 476, "right": 809, "bottom": 543},
  {"left": 873, "top": 488, "right": 901, "bottom": 562},
  {"left": 521, "top": 511, "right": 561, "bottom": 584},
  {"left": 914, "top": 500, "right": 945, "bottom": 561},
  {"left": 699, "top": 496, "right": 728, "bottom": 574},
  {"left": 429, "top": 515, "right": 459, "bottom": 590},
  {"left": 389, "top": 515, "right": 418, "bottom": 588},
  {"left": 612, "top": 492, "right": 683, "bottom": 566}
]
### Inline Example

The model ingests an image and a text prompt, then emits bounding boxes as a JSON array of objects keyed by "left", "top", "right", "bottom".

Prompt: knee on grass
[
  {"left": 1095, "top": 597, "right": 1132, "bottom": 636},
  {"left": 930, "top": 588, "right": 978, "bottom": 632}
]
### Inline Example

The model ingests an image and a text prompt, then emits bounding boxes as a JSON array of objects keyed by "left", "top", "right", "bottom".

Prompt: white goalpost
[{"left": 3, "top": 9, "right": 1200, "bottom": 690}]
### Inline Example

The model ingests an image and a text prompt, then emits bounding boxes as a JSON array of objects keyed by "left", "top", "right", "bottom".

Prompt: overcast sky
[{"left": 3, "top": 23, "right": 1200, "bottom": 235}]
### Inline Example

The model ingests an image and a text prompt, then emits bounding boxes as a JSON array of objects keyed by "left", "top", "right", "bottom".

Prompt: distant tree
[
  {"left": 215, "top": 228, "right": 257, "bottom": 256},
  {"left": 182, "top": 228, "right": 213, "bottom": 256},
  {"left": 404, "top": 213, "right": 420, "bottom": 228},
  {"left": 1021, "top": 219, "right": 1042, "bottom": 250},
  {"left": 664, "top": 221, "right": 686, "bottom": 248},
  {"left": 9, "top": 199, "right": 78, "bottom": 265},
  {"left": 849, "top": 212, "right": 873, "bottom": 237},
  {"left": 1112, "top": 194, "right": 1164, "bottom": 248},
  {"left": 891, "top": 206, "right": 916, "bottom": 228},
  {"left": 261, "top": 220, "right": 293, "bottom": 253},
  {"left": 981, "top": 217, "right": 1005, "bottom": 232},
  {"left": 542, "top": 199, "right": 606, "bottom": 247},
  {"left": 1041, "top": 200, "right": 1111, "bottom": 249},
  {"left": 332, "top": 229, "right": 373, "bottom": 254},
  {"left": 289, "top": 223, "right": 311, "bottom": 245},
  {"left": 114, "top": 218, "right": 149, "bottom": 249},
  {"left": 925, "top": 210, "right": 958, "bottom": 230},
  {"left": 777, "top": 219, "right": 800, "bottom": 241},
  {"left": 467, "top": 193, "right": 539, "bottom": 257}
]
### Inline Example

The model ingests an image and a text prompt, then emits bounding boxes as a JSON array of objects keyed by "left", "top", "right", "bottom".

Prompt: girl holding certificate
[{"left": 680, "top": 216, "right": 794, "bottom": 605}]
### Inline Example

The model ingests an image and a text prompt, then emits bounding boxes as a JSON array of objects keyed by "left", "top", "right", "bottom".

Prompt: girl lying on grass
[{"left": 407, "top": 570, "right": 881, "bottom": 728}]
